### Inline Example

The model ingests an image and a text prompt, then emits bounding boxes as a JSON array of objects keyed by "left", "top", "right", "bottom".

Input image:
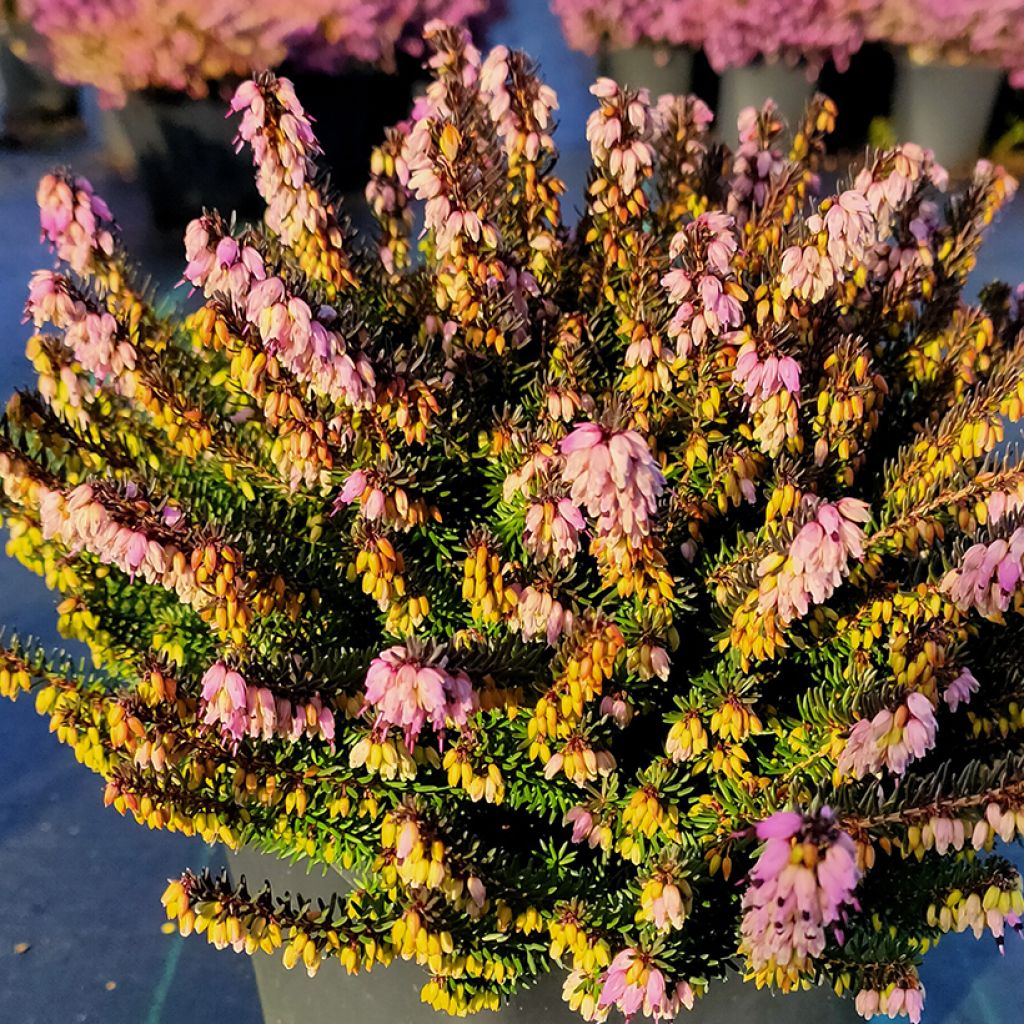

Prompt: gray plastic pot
[
  {"left": 229, "top": 847, "right": 858, "bottom": 1024},
  {"left": 603, "top": 44, "right": 693, "bottom": 97},
  {"left": 715, "top": 61, "right": 814, "bottom": 142},
  {"left": 891, "top": 51, "right": 1002, "bottom": 173}
]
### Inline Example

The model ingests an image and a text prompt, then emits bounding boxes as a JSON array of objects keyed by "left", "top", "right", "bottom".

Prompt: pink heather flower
[
  {"left": 740, "top": 807, "right": 860, "bottom": 980},
  {"left": 201, "top": 662, "right": 250, "bottom": 744},
  {"left": 940, "top": 528, "right": 1024, "bottom": 620},
  {"left": 598, "top": 948, "right": 694, "bottom": 1021},
  {"left": 586, "top": 79, "right": 656, "bottom": 196},
  {"left": 600, "top": 693, "right": 633, "bottom": 728},
  {"left": 821, "top": 189, "right": 874, "bottom": 270},
  {"left": 759, "top": 498, "right": 871, "bottom": 624},
  {"left": 733, "top": 337, "right": 801, "bottom": 401},
  {"left": 986, "top": 488, "right": 1024, "bottom": 525},
  {"left": 855, "top": 982, "right": 925, "bottom": 1024},
  {"left": 37, "top": 172, "right": 114, "bottom": 275},
  {"left": 241, "top": 272, "right": 375, "bottom": 408},
  {"left": 513, "top": 585, "right": 574, "bottom": 647},
  {"left": 560, "top": 424, "right": 665, "bottom": 545},
  {"left": 26, "top": 272, "right": 137, "bottom": 387},
  {"left": 838, "top": 691, "right": 938, "bottom": 778},
  {"left": 200, "top": 661, "right": 334, "bottom": 746},
  {"left": 524, "top": 498, "right": 585, "bottom": 568},
  {"left": 780, "top": 244, "right": 836, "bottom": 304},
  {"left": 182, "top": 216, "right": 266, "bottom": 303},
  {"left": 564, "top": 806, "right": 595, "bottom": 844},
  {"left": 363, "top": 644, "right": 478, "bottom": 747},
  {"left": 944, "top": 667, "right": 980, "bottom": 712}
]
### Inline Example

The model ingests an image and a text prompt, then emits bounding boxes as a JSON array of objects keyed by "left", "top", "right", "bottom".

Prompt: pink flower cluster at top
[
  {"left": 758, "top": 498, "right": 871, "bottom": 625},
  {"left": 36, "top": 173, "right": 114, "bottom": 276},
  {"left": 739, "top": 808, "right": 860, "bottom": 980},
  {"left": 200, "top": 662, "right": 336, "bottom": 746},
  {"left": 560, "top": 424, "right": 665, "bottom": 548},
  {"left": 838, "top": 691, "right": 939, "bottom": 777},
  {"left": 228, "top": 78, "right": 331, "bottom": 252},
  {"left": 24, "top": 0, "right": 491, "bottom": 104},
  {"left": 363, "top": 644, "right": 478, "bottom": 746},
  {"left": 597, "top": 947, "right": 695, "bottom": 1021},
  {"left": 551, "top": 0, "right": 879, "bottom": 72},
  {"left": 940, "top": 527, "right": 1024, "bottom": 620}
]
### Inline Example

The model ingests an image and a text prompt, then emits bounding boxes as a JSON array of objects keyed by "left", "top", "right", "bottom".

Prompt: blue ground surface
[{"left": 2, "top": 1, "right": 1024, "bottom": 1021}]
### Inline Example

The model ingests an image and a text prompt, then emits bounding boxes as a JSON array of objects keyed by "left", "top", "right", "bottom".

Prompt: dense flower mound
[
  {"left": 6, "top": 23, "right": 1024, "bottom": 1021},
  {"left": 22, "top": 0, "right": 491, "bottom": 103}
]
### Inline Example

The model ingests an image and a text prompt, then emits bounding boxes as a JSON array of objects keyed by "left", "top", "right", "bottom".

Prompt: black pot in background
[
  {"left": 112, "top": 88, "right": 262, "bottom": 230},
  {"left": 111, "top": 56, "right": 420, "bottom": 231},
  {"left": 278, "top": 54, "right": 422, "bottom": 195},
  {"left": 0, "top": 39, "right": 82, "bottom": 147},
  {"left": 817, "top": 43, "right": 896, "bottom": 154}
]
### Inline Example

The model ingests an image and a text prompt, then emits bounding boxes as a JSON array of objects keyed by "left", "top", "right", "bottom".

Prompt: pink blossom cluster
[
  {"left": 758, "top": 497, "right": 871, "bottom": 624},
  {"left": 855, "top": 982, "right": 925, "bottom": 1023},
  {"left": 663, "top": 212, "right": 742, "bottom": 359},
  {"left": 597, "top": 947, "right": 695, "bottom": 1021},
  {"left": 563, "top": 805, "right": 612, "bottom": 851},
  {"left": 200, "top": 661, "right": 336, "bottom": 746},
  {"left": 36, "top": 483, "right": 206, "bottom": 608},
  {"left": 402, "top": 116, "right": 500, "bottom": 260},
  {"left": 362, "top": 643, "right": 478, "bottom": 746},
  {"left": 524, "top": 498, "right": 586, "bottom": 568},
  {"left": 943, "top": 666, "right": 979, "bottom": 712},
  {"left": 733, "top": 338, "right": 802, "bottom": 402},
  {"left": 480, "top": 45, "right": 559, "bottom": 164},
  {"left": 727, "top": 108, "right": 789, "bottom": 217},
  {"left": 36, "top": 173, "right": 114, "bottom": 276},
  {"left": 183, "top": 215, "right": 376, "bottom": 409},
  {"left": 586, "top": 78, "right": 657, "bottom": 197},
  {"left": 397, "top": 26, "right": 542, "bottom": 345},
  {"left": 851, "top": 143, "right": 949, "bottom": 238},
  {"left": 940, "top": 527, "right": 1024, "bottom": 620},
  {"left": 551, "top": 0, "right": 875, "bottom": 72},
  {"left": 24, "top": 0, "right": 491, "bottom": 105},
  {"left": 512, "top": 584, "right": 575, "bottom": 646},
  {"left": 560, "top": 424, "right": 665, "bottom": 548},
  {"left": 229, "top": 77, "right": 330, "bottom": 253},
  {"left": 739, "top": 808, "right": 860, "bottom": 980},
  {"left": 26, "top": 272, "right": 136, "bottom": 392},
  {"left": 838, "top": 691, "right": 938, "bottom": 777}
]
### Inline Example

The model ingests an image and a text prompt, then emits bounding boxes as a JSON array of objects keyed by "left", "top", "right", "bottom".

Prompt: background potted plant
[
  {"left": 4, "top": 23, "right": 1024, "bottom": 1024},
  {"left": 549, "top": 0, "right": 871, "bottom": 136},
  {"left": 15, "top": 0, "right": 495, "bottom": 224},
  {"left": 0, "top": 1, "right": 80, "bottom": 145},
  {"left": 865, "top": 0, "right": 1023, "bottom": 170}
]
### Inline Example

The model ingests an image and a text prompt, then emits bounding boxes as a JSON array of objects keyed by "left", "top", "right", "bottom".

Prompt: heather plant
[
  {"left": 21, "top": 0, "right": 491, "bottom": 103},
  {"left": 868, "top": 0, "right": 1024, "bottom": 86},
  {"left": 6, "top": 22, "right": 1024, "bottom": 1023}
]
